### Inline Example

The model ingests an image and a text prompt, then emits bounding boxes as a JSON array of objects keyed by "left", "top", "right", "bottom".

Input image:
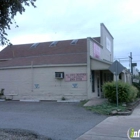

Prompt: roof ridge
[{"left": 8, "top": 38, "right": 87, "bottom": 46}]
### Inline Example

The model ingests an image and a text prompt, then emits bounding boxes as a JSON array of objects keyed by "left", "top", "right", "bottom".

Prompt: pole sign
[
  {"left": 109, "top": 60, "right": 124, "bottom": 75},
  {"left": 109, "top": 60, "right": 125, "bottom": 107}
]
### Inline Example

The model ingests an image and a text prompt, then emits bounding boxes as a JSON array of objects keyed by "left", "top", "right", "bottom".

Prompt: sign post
[
  {"left": 109, "top": 60, "right": 124, "bottom": 107},
  {"left": 116, "top": 74, "right": 118, "bottom": 107}
]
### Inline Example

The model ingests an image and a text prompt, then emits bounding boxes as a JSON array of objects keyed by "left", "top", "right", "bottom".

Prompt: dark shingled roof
[{"left": 0, "top": 38, "right": 87, "bottom": 67}]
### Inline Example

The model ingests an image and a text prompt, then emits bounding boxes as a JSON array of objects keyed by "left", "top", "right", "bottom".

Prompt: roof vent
[
  {"left": 70, "top": 39, "right": 78, "bottom": 45},
  {"left": 31, "top": 43, "right": 39, "bottom": 48},
  {"left": 49, "top": 41, "right": 58, "bottom": 47}
]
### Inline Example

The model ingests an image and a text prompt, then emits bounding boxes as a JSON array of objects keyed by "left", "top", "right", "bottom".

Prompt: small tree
[{"left": 0, "top": 0, "right": 36, "bottom": 46}]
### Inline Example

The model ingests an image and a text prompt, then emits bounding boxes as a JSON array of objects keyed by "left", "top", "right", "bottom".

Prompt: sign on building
[
  {"left": 65, "top": 73, "right": 87, "bottom": 82},
  {"left": 34, "top": 84, "right": 40, "bottom": 89},
  {"left": 94, "top": 43, "right": 101, "bottom": 58},
  {"left": 72, "top": 83, "right": 78, "bottom": 88},
  {"left": 90, "top": 42, "right": 101, "bottom": 59}
]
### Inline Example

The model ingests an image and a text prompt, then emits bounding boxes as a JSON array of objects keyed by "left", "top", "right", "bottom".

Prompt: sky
[{"left": 1, "top": 0, "right": 140, "bottom": 70}]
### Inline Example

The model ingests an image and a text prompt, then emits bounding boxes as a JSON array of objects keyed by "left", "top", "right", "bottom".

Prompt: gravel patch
[{"left": 0, "top": 129, "right": 51, "bottom": 140}]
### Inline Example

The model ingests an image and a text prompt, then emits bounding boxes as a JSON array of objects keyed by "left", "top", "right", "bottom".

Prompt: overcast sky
[{"left": 1, "top": 0, "right": 140, "bottom": 70}]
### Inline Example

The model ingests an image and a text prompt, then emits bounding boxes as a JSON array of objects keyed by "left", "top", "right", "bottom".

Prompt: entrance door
[
  {"left": 91, "top": 71, "right": 95, "bottom": 92},
  {"left": 97, "top": 76, "right": 100, "bottom": 97}
]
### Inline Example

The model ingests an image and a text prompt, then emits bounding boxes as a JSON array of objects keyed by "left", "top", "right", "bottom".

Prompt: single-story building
[{"left": 0, "top": 23, "right": 131, "bottom": 101}]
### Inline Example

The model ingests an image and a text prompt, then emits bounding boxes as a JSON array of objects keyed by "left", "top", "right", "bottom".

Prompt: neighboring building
[
  {"left": 119, "top": 69, "right": 132, "bottom": 84},
  {"left": 133, "top": 67, "right": 139, "bottom": 76},
  {"left": 0, "top": 23, "right": 128, "bottom": 101},
  {"left": 132, "top": 65, "right": 139, "bottom": 83}
]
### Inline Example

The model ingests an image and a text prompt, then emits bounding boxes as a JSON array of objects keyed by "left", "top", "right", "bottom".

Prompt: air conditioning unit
[{"left": 55, "top": 72, "right": 64, "bottom": 79}]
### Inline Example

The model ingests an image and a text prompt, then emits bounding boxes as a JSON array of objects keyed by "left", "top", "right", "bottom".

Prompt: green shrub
[
  {"left": 133, "top": 82, "right": 140, "bottom": 98},
  {"left": 102, "top": 81, "right": 138, "bottom": 103}
]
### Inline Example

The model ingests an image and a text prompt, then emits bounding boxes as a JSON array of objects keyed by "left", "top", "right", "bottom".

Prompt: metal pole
[
  {"left": 116, "top": 74, "right": 118, "bottom": 107},
  {"left": 116, "top": 61, "right": 118, "bottom": 107}
]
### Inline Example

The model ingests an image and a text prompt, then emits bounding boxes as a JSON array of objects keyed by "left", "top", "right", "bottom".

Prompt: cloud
[{"left": 1, "top": 0, "right": 140, "bottom": 69}]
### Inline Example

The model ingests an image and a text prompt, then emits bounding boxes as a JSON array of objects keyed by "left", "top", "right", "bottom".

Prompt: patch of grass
[
  {"left": 84, "top": 102, "right": 127, "bottom": 115},
  {"left": 80, "top": 100, "right": 89, "bottom": 106}
]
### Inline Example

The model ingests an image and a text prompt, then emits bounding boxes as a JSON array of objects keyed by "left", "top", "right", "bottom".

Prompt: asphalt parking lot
[{"left": 0, "top": 101, "right": 107, "bottom": 140}]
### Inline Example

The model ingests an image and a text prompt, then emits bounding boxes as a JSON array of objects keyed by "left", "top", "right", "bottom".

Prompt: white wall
[
  {"left": 100, "top": 23, "right": 114, "bottom": 62},
  {"left": 0, "top": 66, "right": 88, "bottom": 100}
]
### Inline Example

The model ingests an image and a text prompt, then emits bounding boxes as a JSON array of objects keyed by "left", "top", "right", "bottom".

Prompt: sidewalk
[
  {"left": 83, "top": 97, "right": 107, "bottom": 107},
  {"left": 76, "top": 104, "right": 140, "bottom": 140}
]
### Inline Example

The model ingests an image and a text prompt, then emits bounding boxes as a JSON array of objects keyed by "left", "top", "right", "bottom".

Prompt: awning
[{"left": 91, "top": 57, "right": 112, "bottom": 70}]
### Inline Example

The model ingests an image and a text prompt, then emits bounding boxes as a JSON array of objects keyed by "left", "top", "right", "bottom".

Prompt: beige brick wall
[{"left": 0, "top": 65, "right": 87, "bottom": 100}]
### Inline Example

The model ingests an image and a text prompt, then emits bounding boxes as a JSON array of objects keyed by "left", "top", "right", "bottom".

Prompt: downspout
[{"left": 31, "top": 61, "right": 34, "bottom": 92}]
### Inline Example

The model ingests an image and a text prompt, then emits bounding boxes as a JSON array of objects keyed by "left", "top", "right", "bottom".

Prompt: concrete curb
[
  {"left": 57, "top": 100, "right": 80, "bottom": 103},
  {"left": 110, "top": 99, "right": 140, "bottom": 116},
  {"left": 0, "top": 99, "right": 80, "bottom": 103},
  {"left": 20, "top": 100, "right": 40, "bottom": 102},
  {"left": 0, "top": 99, "right": 5, "bottom": 102}
]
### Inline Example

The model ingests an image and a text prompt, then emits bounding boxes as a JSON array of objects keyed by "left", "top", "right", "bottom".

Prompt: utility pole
[
  {"left": 130, "top": 52, "right": 133, "bottom": 74},
  {"left": 129, "top": 52, "right": 133, "bottom": 84}
]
